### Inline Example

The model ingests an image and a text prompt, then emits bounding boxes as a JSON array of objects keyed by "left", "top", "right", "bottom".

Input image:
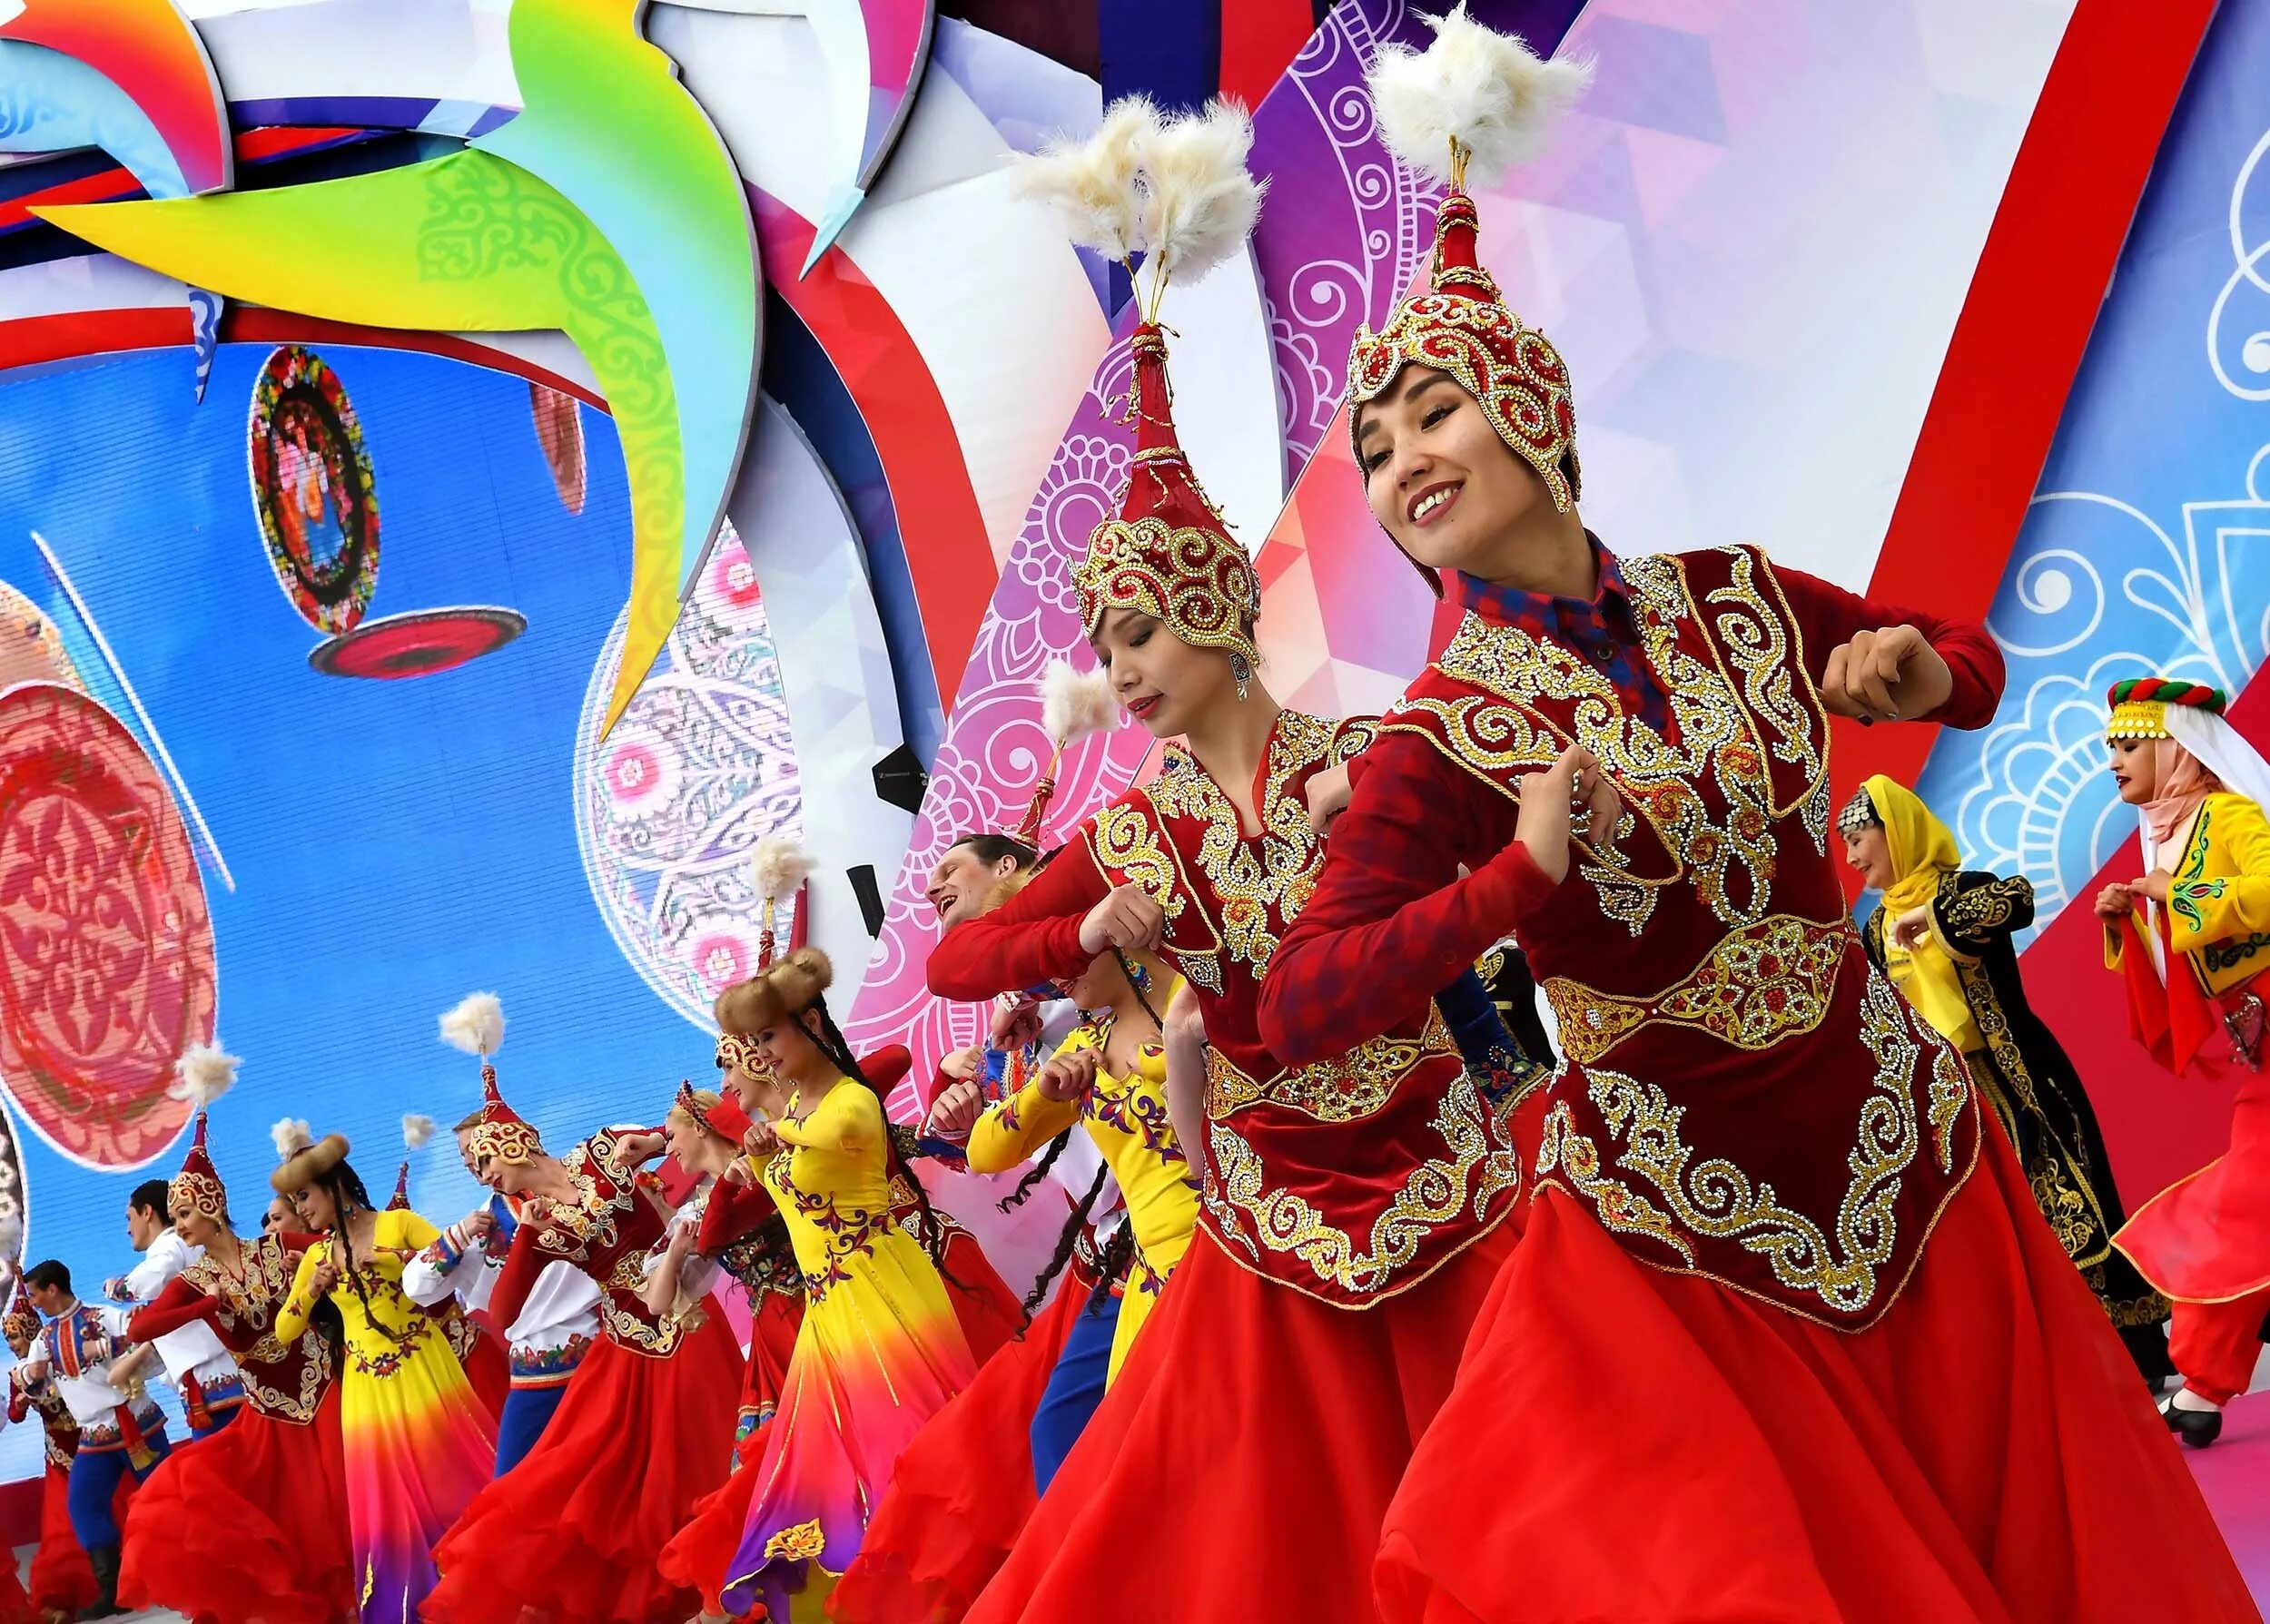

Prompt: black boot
[
  {"left": 2160, "top": 1394, "right": 2225, "bottom": 1449},
  {"left": 75, "top": 1543, "right": 121, "bottom": 1619}
]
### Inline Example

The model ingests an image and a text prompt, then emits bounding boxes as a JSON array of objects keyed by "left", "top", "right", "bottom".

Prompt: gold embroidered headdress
[
  {"left": 1017, "top": 96, "right": 1267, "bottom": 667},
  {"left": 167, "top": 1043, "right": 240, "bottom": 1223},
  {"left": 439, "top": 991, "right": 539, "bottom": 1167},
  {"left": 2105, "top": 676, "right": 2226, "bottom": 741},
  {"left": 1348, "top": 8, "right": 1594, "bottom": 529}
]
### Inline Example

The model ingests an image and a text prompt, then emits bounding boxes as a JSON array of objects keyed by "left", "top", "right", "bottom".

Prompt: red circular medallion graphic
[
  {"left": 0, "top": 683, "right": 213, "bottom": 1167},
  {"left": 308, "top": 606, "right": 527, "bottom": 680}
]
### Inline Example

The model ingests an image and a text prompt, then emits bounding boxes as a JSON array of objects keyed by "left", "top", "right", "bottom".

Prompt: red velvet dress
[
  {"left": 114, "top": 1234, "right": 354, "bottom": 1624},
  {"left": 830, "top": 1236, "right": 1110, "bottom": 1623},
  {"left": 926, "top": 708, "right": 1523, "bottom": 1621},
  {"left": 1258, "top": 544, "right": 2255, "bottom": 1622},
  {"left": 8, "top": 1371, "right": 99, "bottom": 1620},
  {"left": 423, "top": 1131, "right": 744, "bottom": 1624}
]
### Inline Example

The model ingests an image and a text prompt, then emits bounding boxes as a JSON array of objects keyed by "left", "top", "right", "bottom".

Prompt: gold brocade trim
[
  {"left": 1199, "top": 1068, "right": 1518, "bottom": 1299},
  {"left": 1090, "top": 712, "right": 1369, "bottom": 998},
  {"left": 1533, "top": 971, "right": 1960, "bottom": 1320},
  {"left": 1400, "top": 546, "right": 1831, "bottom": 933},
  {"left": 1203, "top": 1004, "right": 1456, "bottom": 1124},
  {"left": 600, "top": 1255, "right": 686, "bottom": 1356},
  {"left": 1542, "top": 913, "right": 1850, "bottom": 1066},
  {"left": 764, "top": 1518, "right": 827, "bottom": 1561}
]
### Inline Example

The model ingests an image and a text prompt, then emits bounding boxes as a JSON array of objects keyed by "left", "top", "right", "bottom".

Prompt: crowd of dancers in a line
[{"left": 6, "top": 15, "right": 2270, "bottom": 1623}]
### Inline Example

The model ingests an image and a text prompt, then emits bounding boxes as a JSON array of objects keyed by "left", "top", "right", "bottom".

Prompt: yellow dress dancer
[
  {"left": 720, "top": 949, "right": 978, "bottom": 1621},
  {"left": 967, "top": 968, "right": 1197, "bottom": 1381},
  {"left": 271, "top": 1132, "right": 497, "bottom": 1621}
]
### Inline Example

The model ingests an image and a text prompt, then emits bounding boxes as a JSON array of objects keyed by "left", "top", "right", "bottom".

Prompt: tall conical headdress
[
  {"left": 1347, "top": 9, "right": 1594, "bottom": 533},
  {"left": 441, "top": 993, "right": 539, "bottom": 1166},
  {"left": 167, "top": 1043, "right": 239, "bottom": 1223},
  {"left": 1019, "top": 97, "right": 1267, "bottom": 667},
  {"left": 3, "top": 1264, "right": 35, "bottom": 1349},
  {"left": 390, "top": 1116, "right": 436, "bottom": 1211}
]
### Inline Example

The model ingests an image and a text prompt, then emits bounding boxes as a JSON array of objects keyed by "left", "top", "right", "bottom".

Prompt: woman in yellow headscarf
[{"left": 1841, "top": 775, "right": 2174, "bottom": 1387}]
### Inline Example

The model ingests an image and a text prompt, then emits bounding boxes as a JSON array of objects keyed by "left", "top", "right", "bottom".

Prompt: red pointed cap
[
  {"left": 386, "top": 1160, "right": 411, "bottom": 1211},
  {"left": 859, "top": 1045, "right": 913, "bottom": 1095},
  {"left": 1071, "top": 325, "right": 1259, "bottom": 664},
  {"left": 465, "top": 1063, "right": 541, "bottom": 1167},
  {"left": 169, "top": 1108, "right": 228, "bottom": 1224},
  {"left": 1347, "top": 188, "right": 1580, "bottom": 517}
]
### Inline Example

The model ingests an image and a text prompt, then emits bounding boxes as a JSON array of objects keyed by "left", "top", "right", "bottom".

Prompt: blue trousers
[
  {"left": 192, "top": 1400, "right": 242, "bottom": 1442},
  {"left": 66, "top": 1429, "right": 171, "bottom": 1549},
  {"left": 495, "top": 1382, "right": 569, "bottom": 1476},
  {"left": 1029, "top": 1290, "right": 1119, "bottom": 1494}
]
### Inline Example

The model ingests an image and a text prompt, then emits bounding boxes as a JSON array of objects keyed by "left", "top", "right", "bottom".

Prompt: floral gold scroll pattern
[
  {"left": 1536, "top": 971, "right": 1936, "bottom": 1319},
  {"left": 1203, "top": 1005, "right": 1457, "bottom": 1125},
  {"left": 763, "top": 1519, "right": 826, "bottom": 1562},
  {"left": 1540, "top": 914, "right": 1852, "bottom": 1067},
  {"left": 1089, "top": 795, "right": 1216, "bottom": 994},
  {"left": 1418, "top": 547, "right": 1825, "bottom": 932},
  {"left": 1200, "top": 1068, "right": 1517, "bottom": 1300}
]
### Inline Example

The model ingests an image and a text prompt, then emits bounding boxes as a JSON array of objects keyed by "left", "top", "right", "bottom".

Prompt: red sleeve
[
  {"left": 696, "top": 1180, "right": 775, "bottom": 1256},
  {"left": 1771, "top": 556, "right": 2005, "bottom": 730},
  {"left": 485, "top": 1222, "right": 549, "bottom": 1330},
  {"left": 124, "top": 1275, "right": 215, "bottom": 1342},
  {"left": 1258, "top": 729, "right": 1558, "bottom": 1065},
  {"left": 925, "top": 832, "right": 1112, "bottom": 999},
  {"left": 7, "top": 1377, "right": 28, "bottom": 1424}
]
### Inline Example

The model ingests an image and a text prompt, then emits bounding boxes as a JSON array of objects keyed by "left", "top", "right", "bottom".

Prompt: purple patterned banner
[{"left": 845, "top": 0, "right": 1585, "bottom": 1107}]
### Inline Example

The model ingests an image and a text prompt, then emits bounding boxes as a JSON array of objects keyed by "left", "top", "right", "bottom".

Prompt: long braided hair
[
  {"left": 307, "top": 1159, "right": 412, "bottom": 1345},
  {"left": 1012, "top": 949, "right": 1166, "bottom": 1328},
  {"left": 719, "top": 949, "right": 959, "bottom": 1279}
]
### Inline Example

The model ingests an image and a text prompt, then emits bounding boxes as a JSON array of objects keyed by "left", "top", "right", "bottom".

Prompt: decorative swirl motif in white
[
  {"left": 1919, "top": 444, "right": 2270, "bottom": 945},
  {"left": 2209, "top": 126, "right": 2270, "bottom": 400}
]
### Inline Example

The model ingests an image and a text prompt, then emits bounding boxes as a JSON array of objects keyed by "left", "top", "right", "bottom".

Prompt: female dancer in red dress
[
  {"left": 422, "top": 1030, "right": 743, "bottom": 1624},
  {"left": 114, "top": 1105, "right": 355, "bottom": 1624},
  {"left": 923, "top": 99, "right": 1524, "bottom": 1622},
  {"left": 1254, "top": 16, "right": 2255, "bottom": 1621}
]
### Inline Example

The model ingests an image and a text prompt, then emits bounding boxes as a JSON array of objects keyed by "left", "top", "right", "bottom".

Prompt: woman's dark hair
[
  {"left": 997, "top": 1130, "right": 1071, "bottom": 1213},
  {"left": 307, "top": 1158, "right": 412, "bottom": 1346},
  {"left": 947, "top": 832, "right": 1038, "bottom": 872},
  {"left": 1017, "top": 1161, "right": 1111, "bottom": 1330}
]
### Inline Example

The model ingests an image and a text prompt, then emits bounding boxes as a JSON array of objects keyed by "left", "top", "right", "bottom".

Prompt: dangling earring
[{"left": 1230, "top": 651, "right": 1252, "bottom": 703}]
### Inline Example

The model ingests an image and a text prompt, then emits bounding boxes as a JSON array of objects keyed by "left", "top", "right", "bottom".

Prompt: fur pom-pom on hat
[
  {"left": 169, "top": 1041, "right": 241, "bottom": 1107},
  {"left": 401, "top": 1114, "right": 438, "bottom": 1152},
  {"left": 1013, "top": 95, "right": 1160, "bottom": 262},
  {"left": 1137, "top": 98, "right": 1267, "bottom": 285},
  {"left": 1040, "top": 658, "right": 1119, "bottom": 748},
  {"left": 271, "top": 1117, "right": 314, "bottom": 1161},
  {"left": 1368, "top": 4, "right": 1593, "bottom": 186},
  {"left": 271, "top": 1132, "right": 349, "bottom": 1195},
  {"left": 439, "top": 992, "right": 505, "bottom": 1058},
  {"left": 748, "top": 834, "right": 816, "bottom": 905}
]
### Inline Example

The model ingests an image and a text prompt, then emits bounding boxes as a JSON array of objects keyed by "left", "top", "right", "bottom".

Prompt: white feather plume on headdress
[
  {"left": 1136, "top": 99, "right": 1266, "bottom": 284},
  {"left": 439, "top": 992, "right": 505, "bottom": 1058},
  {"left": 1368, "top": 5, "right": 1593, "bottom": 186},
  {"left": 1040, "top": 658, "right": 1120, "bottom": 748},
  {"left": 0, "top": 1212, "right": 23, "bottom": 1264},
  {"left": 748, "top": 834, "right": 816, "bottom": 905},
  {"left": 168, "top": 1041, "right": 241, "bottom": 1107},
  {"left": 401, "top": 1114, "right": 438, "bottom": 1152},
  {"left": 1013, "top": 95, "right": 1160, "bottom": 262},
  {"left": 271, "top": 1117, "right": 313, "bottom": 1160}
]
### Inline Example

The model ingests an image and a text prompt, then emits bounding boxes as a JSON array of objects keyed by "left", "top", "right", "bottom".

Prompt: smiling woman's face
[
  {"left": 1090, "top": 607, "right": 1238, "bottom": 741},
  {"left": 1357, "top": 365, "right": 1553, "bottom": 579}
]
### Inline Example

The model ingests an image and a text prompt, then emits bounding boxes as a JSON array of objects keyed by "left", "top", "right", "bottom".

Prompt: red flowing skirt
[
  {"left": 831, "top": 1267, "right": 1092, "bottom": 1623},
  {"left": 425, "top": 1312, "right": 743, "bottom": 1624},
  {"left": 967, "top": 1220, "right": 1515, "bottom": 1622},
  {"left": 458, "top": 1314, "right": 512, "bottom": 1420},
  {"left": 941, "top": 1228, "right": 1024, "bottom": 1366},
  {"left": 656, "top": 1291, "right": 805, "bottom": 1618},
  {"left": 2117, "top": 1060, "right": 2270, "bottom": 1304},
  {"left": 27, "top": 1462, "right": 97, "bottom": 1618},
  {"left": 116, "top": 1387, "right": 353, "bottom": 1624},
  {"left": 1375, "top": 1126, "right": 2256, "bottom": 1623}
]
